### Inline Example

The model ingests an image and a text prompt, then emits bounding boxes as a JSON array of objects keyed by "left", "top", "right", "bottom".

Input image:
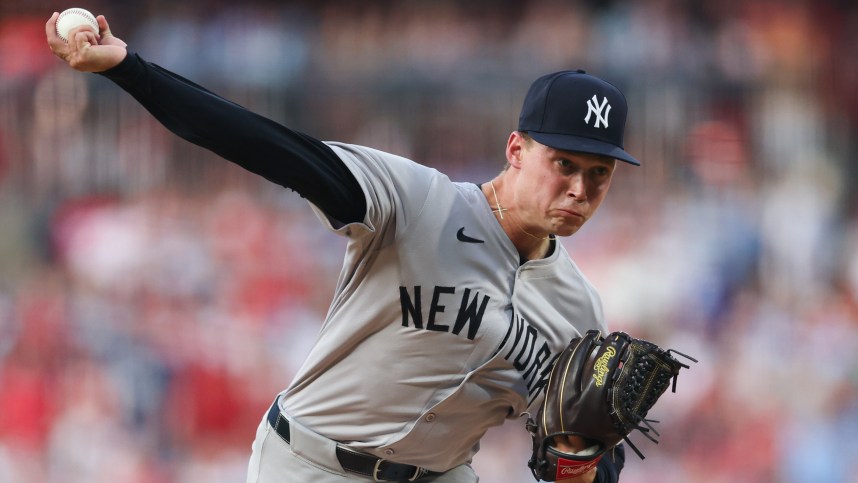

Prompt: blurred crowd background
[{"left": 1, "top": 0, "right": 858, "bottom": 482}]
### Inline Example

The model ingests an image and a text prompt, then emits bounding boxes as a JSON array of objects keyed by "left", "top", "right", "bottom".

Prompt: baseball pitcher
[{"left": 46, "top": 11, "right": 693, "bottom": 483}]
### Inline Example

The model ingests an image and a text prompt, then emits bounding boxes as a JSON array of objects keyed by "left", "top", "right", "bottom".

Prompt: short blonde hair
[{"left": 517, "top": 131, "right": 534, "bottom": 146}]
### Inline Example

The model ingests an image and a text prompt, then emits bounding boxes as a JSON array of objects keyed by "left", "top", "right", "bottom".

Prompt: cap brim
[{"left": 528, "top": 132, "right": 641, "bottom": 166}]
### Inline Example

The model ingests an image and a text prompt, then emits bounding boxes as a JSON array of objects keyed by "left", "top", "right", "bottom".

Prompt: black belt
[{"left": 266, "top": 401, "right": 437, "bottom": 482}]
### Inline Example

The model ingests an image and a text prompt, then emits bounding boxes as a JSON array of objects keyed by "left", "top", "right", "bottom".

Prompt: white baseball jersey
[{"left": 280, "top": 142, "right": 607, "bottom": 472}]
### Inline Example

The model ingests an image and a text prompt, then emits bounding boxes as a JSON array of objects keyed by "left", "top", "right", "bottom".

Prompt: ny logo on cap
[{"left": 584, "top": 95, "right": 611, "bottom": 128}]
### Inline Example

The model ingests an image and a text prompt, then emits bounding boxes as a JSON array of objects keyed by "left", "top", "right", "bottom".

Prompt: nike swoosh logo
[{"left": 456, "top": 227, "right": 485, "bottom": 244}]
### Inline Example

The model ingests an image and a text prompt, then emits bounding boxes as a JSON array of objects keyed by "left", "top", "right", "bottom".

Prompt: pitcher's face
[{"left": 507, "top": 133, "right": 616, "bottom": 237}]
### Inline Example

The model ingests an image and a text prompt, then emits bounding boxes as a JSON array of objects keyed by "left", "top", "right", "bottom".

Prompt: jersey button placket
[{"left": 424, "top": 413, "right": 436, "bottom": 423}]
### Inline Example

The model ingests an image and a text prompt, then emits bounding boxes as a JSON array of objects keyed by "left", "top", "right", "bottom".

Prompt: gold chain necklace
[
  {"left": 489, "top": 180, "right": 554, "bottom": 241},
  {"left": 489, "top": 180, "right": 508, "bottom": 219}
]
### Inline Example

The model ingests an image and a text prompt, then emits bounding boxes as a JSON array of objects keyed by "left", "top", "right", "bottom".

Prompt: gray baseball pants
[{"left": 245, "top": 406, "right": 479, "bottom": 483}]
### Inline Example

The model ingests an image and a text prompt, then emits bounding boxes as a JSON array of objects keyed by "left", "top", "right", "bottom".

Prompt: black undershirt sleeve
[
  {"left": 596, "top": 444, "right": 625, "bottom": 483},
  {"left": 98, "top": 51, "right": 366, "bottom": 224}
]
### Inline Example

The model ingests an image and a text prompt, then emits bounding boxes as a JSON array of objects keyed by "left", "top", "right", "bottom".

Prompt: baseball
[{"left": 56, "top": 8, "right": 99, "bottom": 43}]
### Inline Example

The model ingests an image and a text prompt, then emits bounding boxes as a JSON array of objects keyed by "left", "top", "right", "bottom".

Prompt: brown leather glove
[{"left": 527, "top": 330, "right": 696, "bottom": 481}]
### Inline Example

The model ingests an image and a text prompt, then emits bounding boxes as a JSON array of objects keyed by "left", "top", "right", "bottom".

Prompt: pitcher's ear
[{"left": 506, "top": 131, "right": 528, "bottom": 168}]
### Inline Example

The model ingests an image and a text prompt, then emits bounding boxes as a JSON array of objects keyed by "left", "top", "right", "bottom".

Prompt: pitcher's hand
[
  {"left": 46, "top": 12, "right": 127, "bottom": 72},
  {"left": 552, "top": 435, "right": 598, "bottom": 483}
]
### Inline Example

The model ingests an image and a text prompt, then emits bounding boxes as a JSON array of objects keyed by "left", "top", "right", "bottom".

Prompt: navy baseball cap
[{"left": 518, "top": 70, "right": 640, "bottom": 166}]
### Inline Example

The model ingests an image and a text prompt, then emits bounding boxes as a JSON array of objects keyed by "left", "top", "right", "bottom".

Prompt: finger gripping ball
[{"left": 56, "top": 8, "right": 98, "bottom": 43}]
